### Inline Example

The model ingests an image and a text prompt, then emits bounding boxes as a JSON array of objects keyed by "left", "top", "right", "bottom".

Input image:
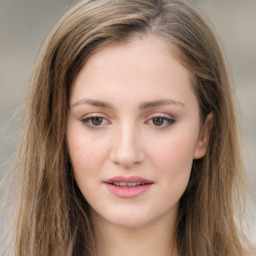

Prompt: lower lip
[{"left": 104, "top": 183, "right": 153, "bottom": 198}]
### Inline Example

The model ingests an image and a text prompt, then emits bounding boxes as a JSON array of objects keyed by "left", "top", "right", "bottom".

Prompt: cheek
[
  {"left": 67, "top": 128, "right": 108, "bottom": 179},
  {"left": 142, "top": 133, "right": 196, "bottom": 218},
  {"left": 69, "top": 142, "right": 103, "bottom": 171},
  {"left": 159, "top": 143, "right": 193, "bottom": 193},
  {"left": 147, "top": 129, "right": 198, "bottom": 195},
  {"left": 67, "top": 136, "right": 109, "bottom": 201},
  {"left": 151, "top": 134, "right": 196, "bottom": 172}
]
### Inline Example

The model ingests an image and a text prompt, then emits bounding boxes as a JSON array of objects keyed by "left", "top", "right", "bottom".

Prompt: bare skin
[
  {"left": 92, "top": 202, "right": 178, "bottom": 256},
  {"left": 67, "top": 34, "right": 213, "bottom": 256}
]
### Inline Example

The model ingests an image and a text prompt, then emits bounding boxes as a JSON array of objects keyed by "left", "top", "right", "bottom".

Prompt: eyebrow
[
  {"left": 72, "top": 99, "right": 113, "bottom": 108},
  {"left": 71, "top": 98, "right": 185, "bottom": 109},
  {"left": 139, "top": 99, "right": 184, "bottom": 109}
]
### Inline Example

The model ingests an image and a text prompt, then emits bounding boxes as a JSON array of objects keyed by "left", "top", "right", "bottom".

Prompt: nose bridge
[{"left": 110, "top": 121, "right": 144, "bottom": 167}]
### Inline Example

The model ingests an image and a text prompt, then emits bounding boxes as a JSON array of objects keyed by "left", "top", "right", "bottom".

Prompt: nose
[{"left": 110, "top": 124, "right": 145, "bottom": 168}]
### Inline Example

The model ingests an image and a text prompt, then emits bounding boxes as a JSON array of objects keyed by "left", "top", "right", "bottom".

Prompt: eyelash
[
  {"left": 81, "top": 115, "right": 110, "bottom": 128},
  {"left": 146, "top": 116, "right": 175, "bottom": 128},
  {"left": 81, "top": 115, "right": 175, "bottom": 128}
]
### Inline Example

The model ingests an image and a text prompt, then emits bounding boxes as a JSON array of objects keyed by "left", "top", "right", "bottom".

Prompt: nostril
[
  {"left": 109, "top": 127, "right": 145, "bottom": 167},
  {"left": 110, "top": 145, "right": 145, "bottom": 167}
]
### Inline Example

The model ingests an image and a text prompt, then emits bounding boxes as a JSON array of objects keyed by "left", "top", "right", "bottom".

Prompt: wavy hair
[{"left": 11, "top": 0, "right": 253, "bottom": 255}]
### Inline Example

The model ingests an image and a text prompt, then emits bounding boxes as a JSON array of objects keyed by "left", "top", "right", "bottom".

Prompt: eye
[
  {"left": 81, "top": 116, "right": 109, "bottom": 127},
  {"left": 147, "top": 116, "right": 175, "bottom": 128}
]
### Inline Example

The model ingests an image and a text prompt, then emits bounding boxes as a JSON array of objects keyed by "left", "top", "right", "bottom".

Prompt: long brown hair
[{"left": 10, "top": 0, "right": 253, "bottom": 255}]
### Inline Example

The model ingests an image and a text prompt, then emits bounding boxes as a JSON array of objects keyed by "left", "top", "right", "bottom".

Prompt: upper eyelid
[
  {"left": 81, "top": 116, "right": 110, "bottom": 128},
  {"left": 146, "top": 113, "right": 175, "bottom": 120},
  {"left": 79, "top": 113, "right": 176, "bottom": 122},
  {"left": 81, "top": 113, "right": 109, "bottom": 120},
  {"left": 146, "top": 116, "right": 175, "bottom": 123},
  {"left": 146, "top": 117, "right": 175, "bottom": 129}
]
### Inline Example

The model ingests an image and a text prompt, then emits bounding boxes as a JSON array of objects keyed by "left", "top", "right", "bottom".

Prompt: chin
[
  {"left": 95, "top": 206, "right": 166, "bottom": 229},
  {"left": 108, "top": 215, "right": 153, "bottom": 229}
]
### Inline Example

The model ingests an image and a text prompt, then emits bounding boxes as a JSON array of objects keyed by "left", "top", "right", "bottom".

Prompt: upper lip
[{"left": 104, "top": 176, "right": 153, "bottom": 184}]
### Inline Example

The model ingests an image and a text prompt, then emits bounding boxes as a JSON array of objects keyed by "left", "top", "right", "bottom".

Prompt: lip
[
  {"left": 103, "top": 176, "right": 154, "bottom": 198},
  {"left": 104, "top": 175, "right": 153, "bottom": 184}
]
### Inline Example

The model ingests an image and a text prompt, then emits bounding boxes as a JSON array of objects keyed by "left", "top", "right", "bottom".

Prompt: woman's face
[{"left": 67, "top": 35, "right": 212, "bottom": 228}]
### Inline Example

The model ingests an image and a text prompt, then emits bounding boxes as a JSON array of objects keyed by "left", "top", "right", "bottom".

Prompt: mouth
[
  {"left": 103, "top": 176, "right": 153, "bottom": 198},
  {"left": 110, "top": 182, "right": 148, "bottom": 187}
]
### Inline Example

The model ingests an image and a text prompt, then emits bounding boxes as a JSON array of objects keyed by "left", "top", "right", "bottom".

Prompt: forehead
[
  {"left": 70, "top": 34, "right": 196, "bottom": 109},
  {"left": 84, "top": 34, "right": 187, "bottom": 73}
]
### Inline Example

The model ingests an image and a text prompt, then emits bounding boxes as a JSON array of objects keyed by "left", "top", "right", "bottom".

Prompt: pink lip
[
  {"left": 103, "top": 176, "right": 154, "bottom": 198},
  {"left": 104, "top": 176, "right": 153, "bottom": 184}
]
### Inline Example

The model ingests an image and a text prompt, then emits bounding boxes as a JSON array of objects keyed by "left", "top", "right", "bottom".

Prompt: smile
[
  {"left": 103, "top": 176, "right": 153, "bottom": 198},
  {"left": 112, "top": 182, "right": 146, "bottom": 187}
]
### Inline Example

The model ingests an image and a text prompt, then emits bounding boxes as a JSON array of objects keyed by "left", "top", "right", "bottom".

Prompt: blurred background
[{"left": 0, "top": 0, "right": 255, "bottom": 244}]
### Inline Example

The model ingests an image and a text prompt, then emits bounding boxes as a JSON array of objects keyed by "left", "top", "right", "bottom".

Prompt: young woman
[{"left": 8, "top": 0, "right": 254, "bottom": 255}]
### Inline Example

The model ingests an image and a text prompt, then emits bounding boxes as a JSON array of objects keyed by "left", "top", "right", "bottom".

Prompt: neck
[{"left": 92, "top": 211, "right": 178, "bottom": 256}]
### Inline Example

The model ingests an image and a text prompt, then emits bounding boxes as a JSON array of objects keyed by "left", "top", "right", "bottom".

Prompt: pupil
[
  {"left": 92, "top": 117, "right": 103, "bottom": 125},
  {"left": 153, "top": 117, "right": 164, "bottom": 126}
]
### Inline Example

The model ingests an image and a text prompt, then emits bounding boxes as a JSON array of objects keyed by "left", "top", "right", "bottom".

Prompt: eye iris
[
  {"left": 91, "top": 117, "right": 103, "bottom": 126},
  {"left": 152, "top": 117, "right": 164, "bottom": 126}
]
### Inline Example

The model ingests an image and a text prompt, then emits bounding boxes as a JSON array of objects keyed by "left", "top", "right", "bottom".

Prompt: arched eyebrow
[
  {"left": 71, "top": 98, "right": 185, "bottom": 109},
  {"left": 139, "top": 99, "right": 184, "bottom": 109},
  {"left": 71, "top": 99, "right": 113, "bottom": 108}
]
